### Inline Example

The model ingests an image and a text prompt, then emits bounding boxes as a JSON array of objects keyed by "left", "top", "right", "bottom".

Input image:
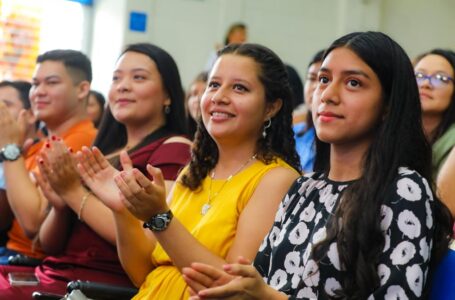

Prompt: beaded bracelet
[{"left": 78, "top": 191, "right": 92, "bottom": 221}]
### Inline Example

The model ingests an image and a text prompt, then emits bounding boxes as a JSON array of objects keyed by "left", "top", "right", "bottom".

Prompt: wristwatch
[
  {"left": 143, "top": 210, "right": 173, "bottom": 232},
  {"left": 0, "top": 144, "right": 22, "bottom": 162}
]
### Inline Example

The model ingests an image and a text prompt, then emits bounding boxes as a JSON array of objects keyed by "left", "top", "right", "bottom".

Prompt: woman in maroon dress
[{"left": 0, "top": 43, "right": 191, "bottom": 299}]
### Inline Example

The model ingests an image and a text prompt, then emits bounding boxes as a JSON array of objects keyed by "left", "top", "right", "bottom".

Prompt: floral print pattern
[{"left": 254, "top": 169, "right": 434, "bottom": 299}]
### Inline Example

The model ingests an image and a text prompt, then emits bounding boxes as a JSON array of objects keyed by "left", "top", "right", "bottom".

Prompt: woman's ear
[{"left": 265, "top": 98, "right": 283, "bottom": 120}]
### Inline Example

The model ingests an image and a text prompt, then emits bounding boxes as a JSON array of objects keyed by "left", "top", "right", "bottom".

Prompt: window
[{"left": 0, "top": 0, "right": 90, "bottom": 81}]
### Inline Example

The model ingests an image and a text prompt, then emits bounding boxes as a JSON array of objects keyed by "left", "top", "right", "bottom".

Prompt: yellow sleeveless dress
[{"left": 132, "top": 158, "right": 296, "bottom": 299}]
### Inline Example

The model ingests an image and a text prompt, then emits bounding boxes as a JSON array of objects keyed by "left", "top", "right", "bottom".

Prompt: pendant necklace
[{"left": 201, "top": 153, "right": 257, "bottom": 215}]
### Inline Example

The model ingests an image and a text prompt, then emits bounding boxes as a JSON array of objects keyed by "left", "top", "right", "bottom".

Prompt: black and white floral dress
[{"left": 254, "top": 167, "right": 434, "bottom": 299}]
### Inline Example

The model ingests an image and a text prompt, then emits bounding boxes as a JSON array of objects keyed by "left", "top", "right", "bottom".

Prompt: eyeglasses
[{"left": 415, "top": 72, "right": 454, "bottom": 88}]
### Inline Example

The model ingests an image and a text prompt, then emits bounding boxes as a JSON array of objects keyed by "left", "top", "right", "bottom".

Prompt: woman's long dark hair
[
  {"left": 94, "top": 43, "right": 187, "bottom": 154},
  {"left": 415, "top": 49, "right": 455, "bottom": 144},
  {"left": 181, "top": 43, "right": 301, "bottom": 190},
  {"left": 312, "top": 32, "right": 453, "bottom": 299}
]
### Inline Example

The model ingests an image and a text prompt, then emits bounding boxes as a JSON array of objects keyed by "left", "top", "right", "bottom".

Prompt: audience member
[
  {"left": 186, "top": 71, "right": 208, "bottom": 139},
  {"left": 0, "top": 81, "right": 38, "bottom": 247},
  {"left": 285, "top": 64, "right": 304, "bottom": 122},
  {"left": 78, "top": 43, "right": 301, "bottom": 299},
  {"left": 414, "top": 49, "right": 455, "bottom": 216},
  {"left": 0, "top": 50, "right": 97, "bottom": 264},
  {"left": 87, "top": 90, "right": 106, "bottom": 128},
  {"left": 183, "top": 31, "right": 453, "bottom": 300},
  {"left": 205, "top": 22, "right": 248, "bottom": 71},
  {"left": 0, "top": 43, "right": 192, "bottom": 299},
  {"left": 222, "top": 23, "right": 247, "bottom": 46},
  {"left": 285, "top": 64, "right": 303, "bottom": 111},
  {"left": 293, "top": 49, "right": 325, "bottom": 173}
]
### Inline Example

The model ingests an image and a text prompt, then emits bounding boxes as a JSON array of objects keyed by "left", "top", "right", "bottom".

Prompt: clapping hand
[
  {"left": 182, "top": 261, "right": 235, "bottom": 296},
  {"left": 114, "top": 155, "right": 168, "bottom": 221},
  {"left": 184, "top": 257, "right": 273, "bottom": 300},
  {"left": 76, "top": 146, "right": 126, "bottom": 212},
  {"left": 0, "top": 101, "right": 26, "bottom": 148},
  {"left": 38, "top": 138, "right": 81, "bottom": 194},
  {"left": 33, "top": 169, "right": 66, "bottom": 211}
]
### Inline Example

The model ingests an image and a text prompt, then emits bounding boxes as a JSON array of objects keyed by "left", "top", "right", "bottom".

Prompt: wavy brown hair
[{"left": 181, "top": 43, "right": 301, "bottom": 190}]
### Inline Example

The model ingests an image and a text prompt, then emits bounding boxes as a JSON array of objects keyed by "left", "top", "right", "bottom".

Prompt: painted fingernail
[
  {"left": 39, "top": 159, "right": 44, "bottom": 164},
  {"left": 68, "top": 147, "right": 73, "bottom": 153},
  {"left": 51, "top": 135, "right": 57, "bottom": 141},
  {"left": 45, "top": 142, "right": 50, "bottom": 148}
]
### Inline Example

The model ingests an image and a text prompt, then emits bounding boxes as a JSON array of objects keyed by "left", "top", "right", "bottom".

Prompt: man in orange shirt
[{"left": 0, "top": 50, "right": 97, "bottom": 263}]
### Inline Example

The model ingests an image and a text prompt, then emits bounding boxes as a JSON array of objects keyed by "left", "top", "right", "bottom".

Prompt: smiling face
[
  {"left": 108, "top": 51, "right": 170, "bottom": 128},
  {"left": 30, "top": 61, "right": 82, "bottom": 126},
  {"left": 414, "top": 54, "right": 454, "bottom": 118},
  {"left": 312, "top": 47, "right": 384, "bottom": 147},
  {"left": 201, "top": 54, "right": 276, "bottom": 145}
]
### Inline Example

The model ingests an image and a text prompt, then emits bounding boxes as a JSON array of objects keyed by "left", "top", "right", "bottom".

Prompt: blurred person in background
[
  {"left": 186, "top": 71, "right": 208, "bottom": 139},
  {"left": 293, "top": 49, "right": 325, "bottom": 173},
  {"left": 205, "top": 22, "right": 248, "bottom": 71},
  {"left": 87, "top": 90, "right": 106, "bottom": 128}
]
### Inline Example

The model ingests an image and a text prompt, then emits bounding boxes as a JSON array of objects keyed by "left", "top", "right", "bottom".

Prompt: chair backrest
[
  {"left": 31, "top": 291, "right": 64, "bottom": 300},
  {"left": 430, "top": 239, "right": 455, "bottom": 300},
  {"left": 67, "top": 280, "right": 138, "bottom": 300}
]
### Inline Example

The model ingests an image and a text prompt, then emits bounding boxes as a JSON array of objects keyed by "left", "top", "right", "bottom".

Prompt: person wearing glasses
[{"left": 414, "top": 49, "right": 455, "bottom": 217}]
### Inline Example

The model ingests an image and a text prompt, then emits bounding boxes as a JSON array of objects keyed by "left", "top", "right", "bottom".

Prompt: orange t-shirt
[{"left": 6, "top": 119, "right": 97, "bottom": 258}]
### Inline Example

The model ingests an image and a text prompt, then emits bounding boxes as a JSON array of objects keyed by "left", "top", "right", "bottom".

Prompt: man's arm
[
  {"left": 0, "top": 101, "right": 44, "bottom": 238},
  {"left": 4, "top": 157, "right": 48, "bottom": 238}
]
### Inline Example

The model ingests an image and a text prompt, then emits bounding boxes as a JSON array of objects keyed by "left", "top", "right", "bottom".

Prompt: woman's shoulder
[
  {"left": 390, "top": 167, "right": 434, "bottom": 203},
  {"left": 397, "top": 167, "right": 423, "bottom": 177},
  {"left": 163, "top": 135, "right": 192, "bottom": 146},
  {"left": 396, "top": 167, "right": 430, "bottom": 187},
  {"left": 264, "top": 157, "right": 299, "bottom": 173},
  {"left": 131, "top": 134, "right": 192, "bottom": 167},
  {"left": 283, "top": 172, "right": 328, "bottom": 197},
  {"left": 238, "top": 157, "right": 300, "bottom": 185},
  {"left": 134, "top": 134, "right": 191, "bottom": 153}
]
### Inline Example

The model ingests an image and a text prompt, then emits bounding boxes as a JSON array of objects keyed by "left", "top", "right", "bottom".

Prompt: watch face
[
  {"left": 153, "top": 218, "right": 165, "bottom": 228},
  {"left": 143, "top": 210, "right": 173, "bottom": 232},
  {"left": 3, "top": 144, "right": 21, "bottom": 161}
]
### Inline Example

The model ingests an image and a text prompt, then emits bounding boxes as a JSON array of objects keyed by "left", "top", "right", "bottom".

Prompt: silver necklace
[{"left": 201, "top": 154, "right": 257, "bottom": 215}]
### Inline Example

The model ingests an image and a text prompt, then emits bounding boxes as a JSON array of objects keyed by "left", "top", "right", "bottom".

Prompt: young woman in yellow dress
[{"left": 77, "top": 43, "right": 302, "bottom": 299}]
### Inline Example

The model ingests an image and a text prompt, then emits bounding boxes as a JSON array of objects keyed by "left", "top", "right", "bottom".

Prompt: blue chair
[{"left": 430, "top": 240, "right": 455, "bottom": 300}]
